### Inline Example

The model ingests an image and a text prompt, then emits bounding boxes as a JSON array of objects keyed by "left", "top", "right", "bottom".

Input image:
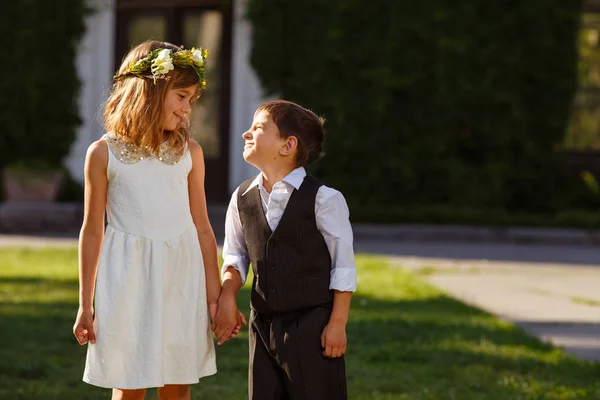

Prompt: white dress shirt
[{"left": 222, "top": 167, "right": 357, "bottom": 292}]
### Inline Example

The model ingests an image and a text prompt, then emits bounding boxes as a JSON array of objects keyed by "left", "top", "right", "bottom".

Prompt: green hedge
[
  {"left": 247, "top": 0, "right": 594, "bottom": 222},
  {"left": 0, "top": 0, "right": 88, "bottom": 170}
]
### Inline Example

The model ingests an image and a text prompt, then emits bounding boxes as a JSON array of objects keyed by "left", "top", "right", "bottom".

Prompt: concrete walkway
[
  {"left": 390, "top": 256, "right": 600, "bottom": 361},
  {"left": 2, "top": 233, "right": 599, "bottom": 362},
  {"left": 0, "top": 234, "right": 78, "bottom": 248},
  {"left": 355, "top": 239, "right": 600, "bottom": 363}
]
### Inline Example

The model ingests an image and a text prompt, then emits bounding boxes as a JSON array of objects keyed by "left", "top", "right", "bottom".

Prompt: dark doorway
[{"left": 116, "top": 0, "right": 232, "bottom": 201}]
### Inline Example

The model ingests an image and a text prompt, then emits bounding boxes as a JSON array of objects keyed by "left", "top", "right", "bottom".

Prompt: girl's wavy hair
[{"left": 104, "top": 40, "right": 201, "bottom": 155}]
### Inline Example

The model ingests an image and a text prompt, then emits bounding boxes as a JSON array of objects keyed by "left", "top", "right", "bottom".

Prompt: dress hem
[{"left": 82, "top": 368, "right": 218, "bottom": 389}]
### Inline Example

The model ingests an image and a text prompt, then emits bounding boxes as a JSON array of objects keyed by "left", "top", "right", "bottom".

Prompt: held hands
[
  {"left": 73, "top": 306, "right": 96, "bottom": 345},
  {"left": 211, "top": 293, "right": 247, "bottom": 345},
  {"left": 321, "top": 320, "right": 347, "bottom": 358}
]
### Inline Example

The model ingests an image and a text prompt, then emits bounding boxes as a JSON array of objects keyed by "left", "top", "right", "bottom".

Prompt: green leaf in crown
[{"left": 114, "top": 47, "right": 209, "bottom": 88}]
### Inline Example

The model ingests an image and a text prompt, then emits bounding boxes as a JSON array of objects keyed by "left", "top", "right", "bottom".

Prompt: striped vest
[{"left": 237, "top": 174, "right": 333, "bottom": 314}]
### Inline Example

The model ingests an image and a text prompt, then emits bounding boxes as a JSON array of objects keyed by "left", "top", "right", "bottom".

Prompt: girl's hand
[
  {"left": 212, "top": 294, "right": 243, "bottom": 345},
  {"left": 208, "top": 301, "right": 218, "bottom": 322},
  {"left": 210, "top": 301, "right": 245, "bottom": 340},
  {"left": 73, "top": 307, "right": 96, "bottom": 345}
]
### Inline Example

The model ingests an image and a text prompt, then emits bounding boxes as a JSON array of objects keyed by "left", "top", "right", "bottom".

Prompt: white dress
[{"left": 83, "top": 132, "right": 216, "bottom": 389}]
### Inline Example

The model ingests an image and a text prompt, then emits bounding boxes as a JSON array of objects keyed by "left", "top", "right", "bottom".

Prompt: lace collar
[{"left": 104, "top": 132, "right": 187, "bottom": 165}]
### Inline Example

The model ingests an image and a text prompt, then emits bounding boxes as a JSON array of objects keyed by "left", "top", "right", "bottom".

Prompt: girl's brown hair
[{"left": 104, "top": 40, "right": 200, "bottom": 155}]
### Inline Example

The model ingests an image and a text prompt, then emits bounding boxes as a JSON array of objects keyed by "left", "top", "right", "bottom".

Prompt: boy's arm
[
  {"left": 221, "top": 266, "right": 244, "bottom": 295},
  {"left": 213, "top": 189, "right": 250, "bottom": 344},
  {"left": 322, "top": 290, "right": 352, "bottom": 358},
  {"left": 220, "top": 188, "right": 250, "bottom": 286},
  {"left": 315, "top": 188, "right": 357, "bottom": 358},
  {"left": 316, "top": 189, "right": 357, "bottom": 293}
]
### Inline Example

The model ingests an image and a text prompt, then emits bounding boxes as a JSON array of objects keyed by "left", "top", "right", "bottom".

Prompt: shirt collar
[{"left": 241, "top": 167, "right": 306, "bottom": 196}]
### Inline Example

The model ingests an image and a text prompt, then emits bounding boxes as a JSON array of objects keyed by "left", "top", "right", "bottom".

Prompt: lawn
[{"left": 0, "top": 248, "right": 599, "bottom": 399}]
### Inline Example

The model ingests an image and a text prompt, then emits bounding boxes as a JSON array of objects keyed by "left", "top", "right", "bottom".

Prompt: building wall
[
  {"left": 66, "top": 0, "right": 116, "bottom": 183},
  {"left": 66, "top": 0, "right": 265, "bottom": 196},
  {"left": 228, "top": 0, "right": 265, "bottom": 192}
]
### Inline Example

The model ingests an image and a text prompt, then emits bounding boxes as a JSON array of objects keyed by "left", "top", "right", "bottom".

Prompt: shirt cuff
[
  {"left": 329, "top": 267, "right": 356, "bottom": 292},
  {"left": 221, "top": 255, "right": 249, "bottom": 285}
]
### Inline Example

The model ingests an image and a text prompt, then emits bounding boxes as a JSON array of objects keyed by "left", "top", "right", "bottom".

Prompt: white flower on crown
[
  {"left": 191, "top": 49, "right": 204, "bottom": 65},
  {"left": 151, "top": 49, "right": 174, "bottom": 76}
]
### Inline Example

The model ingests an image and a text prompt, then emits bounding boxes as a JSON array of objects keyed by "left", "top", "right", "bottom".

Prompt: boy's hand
[
  {"left": 73, "top": 307, "right": 96, "bottom": 345},
  {"left": 224, "top": 309, "right": 248, "bottom": 340},
  {"left": 229, "top": 309, "right": 248, "bottom": 339},
  {"left": 321, "top": 321, "right": 347, "bottom": 358},
  {"left": 212, "top": 293, "right": 246, "bottom": 345}
]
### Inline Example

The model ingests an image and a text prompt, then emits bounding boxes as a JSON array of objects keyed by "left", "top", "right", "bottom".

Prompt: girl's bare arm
[
  {"left": 187, "top": 140, "right": 221, "bottom": 313},
  {"left": 73, "top": 139, "right": 108, "bottom": 345}
]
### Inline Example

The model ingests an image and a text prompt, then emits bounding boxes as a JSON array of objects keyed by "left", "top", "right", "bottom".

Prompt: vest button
[
  {"left": 270, "top": 263, "right": 276, "bottom": 270},
  {"left": 270, "top": 239, "right": 277, "bottom": 248},
  {"left": 269, "top": 287, "right": 276, "bottom": 293}
]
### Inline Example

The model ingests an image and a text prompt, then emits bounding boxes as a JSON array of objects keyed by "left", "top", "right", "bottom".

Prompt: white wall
[
  {"left": 228, "top": 0, "right": 267, "bottom": 193},
  {"left": 66, "top": 0, "right": 265, "bottom": 195},
  {"left": 65, "top": 0, "right": 116, "bottom": 183}
]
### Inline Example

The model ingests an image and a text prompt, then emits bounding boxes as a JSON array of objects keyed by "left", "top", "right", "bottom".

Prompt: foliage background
[
  {"left": 247, "top": 0, "right": 598, "bottom": 225},
  {"left": 0, "top": 0, "right": 88, "bottom": 170}
]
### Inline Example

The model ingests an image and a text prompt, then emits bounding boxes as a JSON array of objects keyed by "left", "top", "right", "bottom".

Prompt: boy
[{"left": 215, "top": 100, "right": 356, "bottom": 399}]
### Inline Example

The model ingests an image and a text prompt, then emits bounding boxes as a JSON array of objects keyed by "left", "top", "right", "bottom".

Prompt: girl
[{"left": 72, "top": 40, "right": 243, "bottom": 400}]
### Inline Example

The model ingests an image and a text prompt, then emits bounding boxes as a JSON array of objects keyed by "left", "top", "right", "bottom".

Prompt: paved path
[
  {"left": 0, "top": 234, "right": 78, "bottom": 248},
  {"left": 355, "top": 240, "right": 600, "bottom": 362}
]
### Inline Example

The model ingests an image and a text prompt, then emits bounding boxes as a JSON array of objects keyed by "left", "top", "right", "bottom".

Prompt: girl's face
[
  {"left": 161, "top": 84, "right": 198, "bottom": 131},
  {"left": 242, "top": 110, "right": 286, "bottom": 168}
]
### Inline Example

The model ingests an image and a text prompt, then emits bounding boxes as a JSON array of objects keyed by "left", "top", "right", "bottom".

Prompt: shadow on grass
[
  {"left": 0, "top": 277, "right": 78, "bottom": 284},
  {"left": 347, "top": 294, "right": 600, "bottom": 396},
  {"left": 1, "top": 277, "right": 599, "bottom": 399},
  {"left": 0, "top": 276, "right": 79, "bottom": 296}
]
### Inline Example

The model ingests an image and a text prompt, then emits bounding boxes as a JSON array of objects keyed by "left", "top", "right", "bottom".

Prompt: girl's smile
[{"left": 162, "top": 86, "right": 197, "bottom": 131}]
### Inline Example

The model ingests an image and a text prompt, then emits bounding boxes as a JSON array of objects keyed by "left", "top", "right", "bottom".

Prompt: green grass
[
  {"left": 1, "top": 248, "right": 599, "bottom": 399},
  {"left": 571, "top": 297, "right": 600, "bottom": 307}
]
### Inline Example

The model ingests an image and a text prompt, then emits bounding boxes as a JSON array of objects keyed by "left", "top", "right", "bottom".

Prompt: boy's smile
[{"left": 242, "top": 110, "right": 285, "bottom": 167}]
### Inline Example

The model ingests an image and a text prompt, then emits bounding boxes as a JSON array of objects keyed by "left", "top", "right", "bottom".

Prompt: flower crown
[{"left": 114, "top": 47, "right": 209, "bottom": 88}]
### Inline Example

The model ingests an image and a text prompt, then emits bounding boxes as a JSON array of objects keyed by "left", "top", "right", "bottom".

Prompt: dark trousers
[{"left": 248, "top": 306, "right": 347, "bottom": 400}]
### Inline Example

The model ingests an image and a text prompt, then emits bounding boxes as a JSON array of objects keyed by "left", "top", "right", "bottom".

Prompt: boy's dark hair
[{"left": 257, "top": 100, "right": 325, "bottom": 167}]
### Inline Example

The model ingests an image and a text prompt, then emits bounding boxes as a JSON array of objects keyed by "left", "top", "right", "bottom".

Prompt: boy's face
[{"left": 242, "top": 110, "right": 287, "bottom": 167}]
